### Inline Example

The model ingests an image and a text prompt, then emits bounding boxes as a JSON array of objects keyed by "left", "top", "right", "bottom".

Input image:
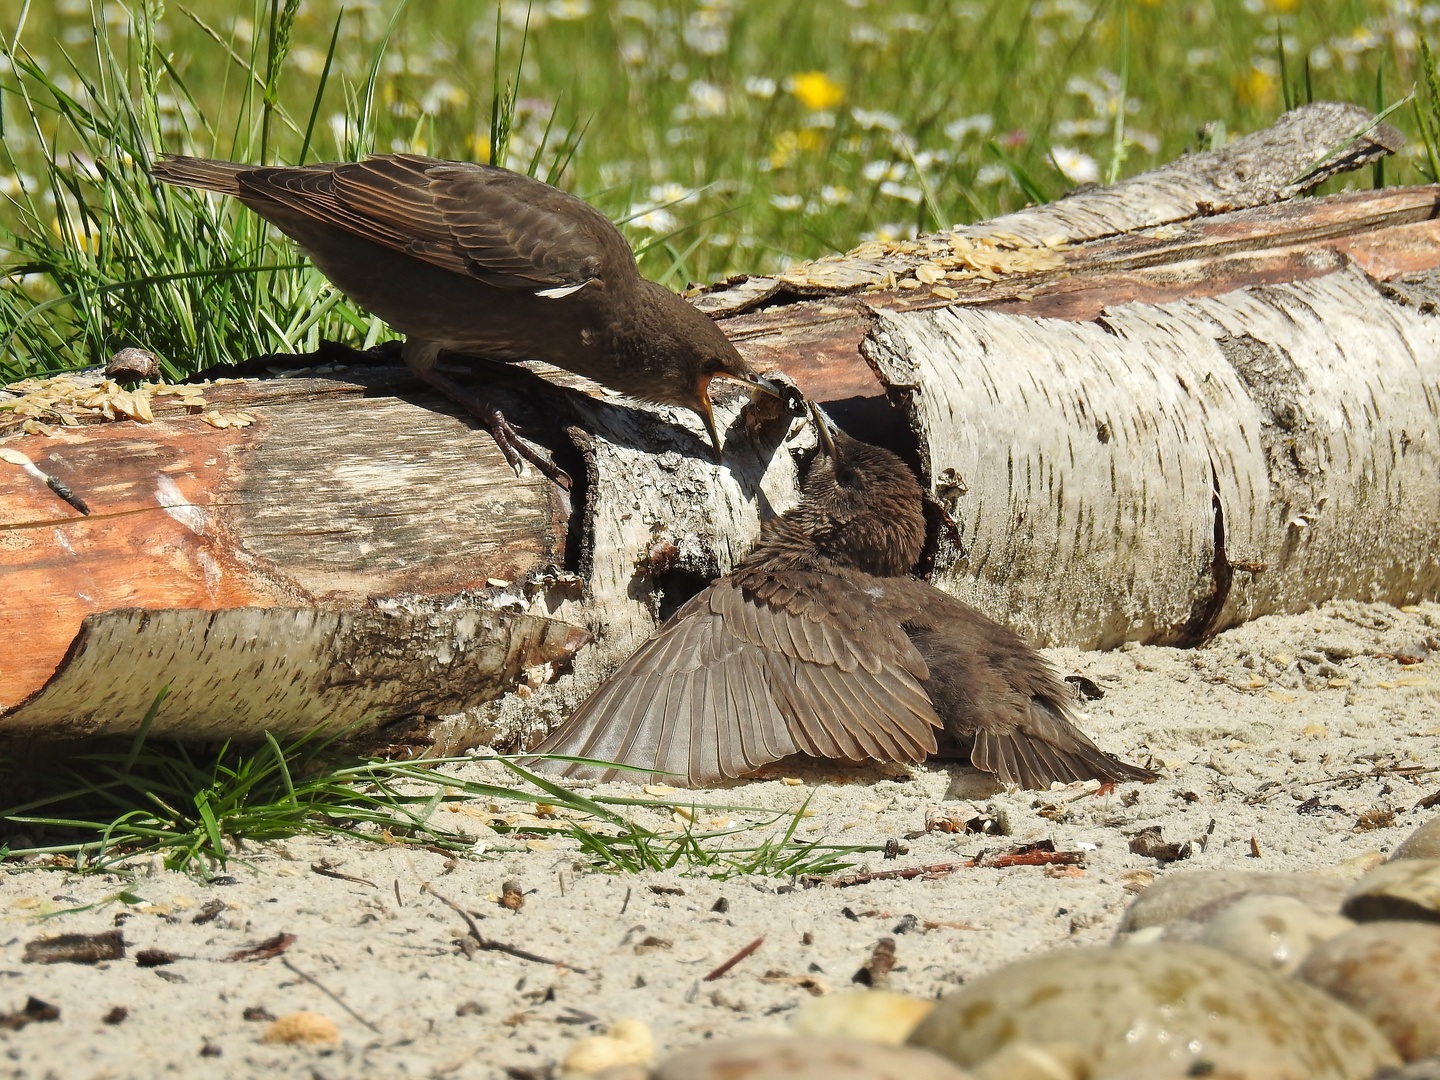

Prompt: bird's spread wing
[
  {"left": 232, "top": 154, "right": 610, "bottom": 291},
  {"left": 529, "top": 572, "right": 941, "bottom": 787},
  {"left": 725, "top": 570, "right": 940, "bottom": 765}
]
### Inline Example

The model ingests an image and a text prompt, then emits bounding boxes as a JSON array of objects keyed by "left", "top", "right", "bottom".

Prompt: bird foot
[
  {"left": 414, "top": 369, "right": 571, "bottom": 488},
  {"left": 489, "top": 411, "right": 570, "bottom": 487}
]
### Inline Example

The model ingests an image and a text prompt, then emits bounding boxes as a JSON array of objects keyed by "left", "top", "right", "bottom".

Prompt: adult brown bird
[
  {"left": 151, "top": 154, "right": 789, "bottom": 483},
  {"left": 531, "top": 406, "right": 1155, "bottom": 789}
]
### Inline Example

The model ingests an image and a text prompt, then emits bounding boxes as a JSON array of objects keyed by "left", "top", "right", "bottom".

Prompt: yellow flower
[
  {"left": 1236, "top": 65, "right": 1276, "bottom": 106},
  {"left": 1269, "top": 0, "right": 1300, "bottom": 11},
  {"left": 790, "top": 71, "right": 844, "bottom": 111},
  {"left": 796, "top": 129, "right": 824, "bottom": 152},
  {"left": 766, "top": 128, "right": 826, "bottom": 169},
  {"left": 51, "top": 216, "right": 99, "bottom": 254},
  {"left": 768, "top": 130, "right": 799, "bottom": 169}
]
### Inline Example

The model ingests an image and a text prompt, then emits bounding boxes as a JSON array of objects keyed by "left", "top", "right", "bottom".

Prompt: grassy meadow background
[{"left": 0, "top": 0, "right": 1435, "bottom": 381}]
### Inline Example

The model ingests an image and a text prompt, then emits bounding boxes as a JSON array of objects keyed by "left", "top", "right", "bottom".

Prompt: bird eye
[{"left": 836, "top": 467, "right": 859, "bottom": 487}]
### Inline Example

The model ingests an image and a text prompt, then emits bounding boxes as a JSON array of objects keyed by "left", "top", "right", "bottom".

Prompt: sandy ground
[{"left": 2, "top": 599, "right": 1438, "bottom": 1080}]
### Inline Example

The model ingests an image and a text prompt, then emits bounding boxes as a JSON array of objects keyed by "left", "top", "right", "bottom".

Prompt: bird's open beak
[
  {"left": 700, "top": 373, "right": 808, "bottom": 462},
  {"left": 697, "top": 390, "right": 725, "bottom": 463},
  {"left": 809, "top": 400, "right": 839, "bottom": 459}
]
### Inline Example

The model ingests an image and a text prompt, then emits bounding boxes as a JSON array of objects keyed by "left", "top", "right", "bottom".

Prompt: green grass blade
[
  {"left": 264, "top": 731, "right": 297, "bottom": 805},
  {"left": 987, "top": 142, "right": 1049, "bottom": 205},
  {"left": 1106, "top": 2, "right": 1129, "bottom": 186},
  {"left": 1278, "top": 22, "right": 1293, "bottom": 114},
  {"left": 121, "top": 686, "right": 169, "bottom": 774},
  {"left": 193, "top": 789, "right": 223, "bottom": 862},
  {"left": 298, "top": 6, "right": 344, "bottom": 165}
]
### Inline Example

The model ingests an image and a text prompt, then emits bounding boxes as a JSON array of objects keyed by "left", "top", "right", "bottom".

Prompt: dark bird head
[
  {"left": 635, "top": 281, "right": 796, "bottom": 461},
  {"left": 752, "top": 404, "right": 926, "bottom": 577}
]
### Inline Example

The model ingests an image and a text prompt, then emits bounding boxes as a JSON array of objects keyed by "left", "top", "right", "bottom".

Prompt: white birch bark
[{"left": 866, "top": 267, "right": 1440, "bottom": 649}]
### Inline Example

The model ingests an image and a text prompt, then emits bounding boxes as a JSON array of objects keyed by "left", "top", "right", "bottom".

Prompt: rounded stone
[
  {"left": 792, "top": 990, "right": 936, "bottom": 1046},
  {"left": 1195, "top": 894, "right": 1354, "bottom": 975},
  {"left": 1297, "top": 921, "right": 1440, "bottom": 1062},
  {"left": 652, "top": 1036, "right": 975, "bottom": 1080},
  {"left": 1393, "top": 817, "right": 1440, "bottom": 861},
  {"left": 905, "top": 942, "right": 1399, "bottom": 1079},
  {"left": 1116, "top": 871, "right": 1348, "bottom": 934},
  {"left": 1342, "top": 859, "right": 1440, "bottom": 924}
]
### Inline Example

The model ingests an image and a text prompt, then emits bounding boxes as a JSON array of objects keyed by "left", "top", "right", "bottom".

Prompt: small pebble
[
  {"left": 261, "top": 1011, "right": 339, "bottom": 1045},
  {"left": 972, "top": 1042, "right": 1086, "bottom": 1080},
  {"left": 1116, "top": 871, "right": 1347, "bottom": 934},
  {"left": 1313, "top": 850, "right": 1388, "bottom": 881},
  {"left": 563, "top": 1019, "right": 654, "bottom": 1076},
  {"left": 1194, "top": 894, "right": 1353, "bottom": 975},
  {"left": 1392, "top": 818, "right": 1440, "bottom": 861},
  {"left": 653, "top": 1036, "right": 974, "bottom": 1080},
  {"left": 1297, "top": 921, "right": 1440, "bottom": 1062}
]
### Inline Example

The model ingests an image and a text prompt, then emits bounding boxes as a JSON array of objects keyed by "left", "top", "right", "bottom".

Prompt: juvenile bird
[
  {"left": 151, "top": 154, "right": 788, "bottom": 483},
  {"left": 532, "top": 407, "right": 1155, "bottom": 789}
]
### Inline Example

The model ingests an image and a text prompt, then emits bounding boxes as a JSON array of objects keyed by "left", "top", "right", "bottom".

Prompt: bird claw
[
  {"left": 415, "top": 368, "right": 571, "bottom": 489},
  {"left": 490, "top": 417, "right": 568, "bottom": 488}
]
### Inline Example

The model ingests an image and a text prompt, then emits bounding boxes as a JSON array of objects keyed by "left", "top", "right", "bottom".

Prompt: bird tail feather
[
  {"left": 971, "top": 699, "right": 1156, "bottom": 789},
  {"left": 150, "top": 155, "right": 248, "bottom": 195}
]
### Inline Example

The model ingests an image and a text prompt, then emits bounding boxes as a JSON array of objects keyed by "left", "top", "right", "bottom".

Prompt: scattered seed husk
[{"left": 261, "top": 1011, "right": 339, "bottom": 1045}]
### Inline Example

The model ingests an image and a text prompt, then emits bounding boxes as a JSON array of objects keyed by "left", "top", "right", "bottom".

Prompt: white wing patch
[{"left": 535, "top": 280, "right": 592, "bottom": 299}]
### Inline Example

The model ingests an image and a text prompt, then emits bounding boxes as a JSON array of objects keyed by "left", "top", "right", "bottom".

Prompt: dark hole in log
[{"left": 655, "top": 568, "right": 712, "bottom": 623}]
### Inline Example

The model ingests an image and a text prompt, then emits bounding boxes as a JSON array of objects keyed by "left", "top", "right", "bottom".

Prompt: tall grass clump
[
  {"left": 0, "top": 1, "right": 356, "bottom": 381},
  {"left": 0, "top": 0, "right": 580, "bottom": 383}
]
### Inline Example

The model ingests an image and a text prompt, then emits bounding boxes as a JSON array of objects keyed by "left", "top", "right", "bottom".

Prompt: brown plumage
[
  {"left": 150, "top": 154, "right": 786, "bottom": 482},
  {"left": 531, "top": 410, "right": 1156, "bottom": 789}
]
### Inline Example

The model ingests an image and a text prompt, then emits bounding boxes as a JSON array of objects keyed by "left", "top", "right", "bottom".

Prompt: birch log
[
  {"left": 864, "top": 268, "right": 1440, "bottom": 649},
  {"left": 0, "top": 369, "right": 804, "bottom": 747},
  {"left": 1, "top": 101, "right": 1435, "bottom": 747}
]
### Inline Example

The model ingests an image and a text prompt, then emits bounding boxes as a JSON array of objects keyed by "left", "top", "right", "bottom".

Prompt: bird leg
[{"left": 409, "top": 366, "right": 572, "bottom": 489}]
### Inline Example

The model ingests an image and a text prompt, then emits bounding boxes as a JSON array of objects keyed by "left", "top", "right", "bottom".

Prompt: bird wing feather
[
  {"left": 874, "top": 576, "right": 1155, "bottom": 789},
  {"left": 529, "top": 573, "right": 939, "bottom": 787},
  {"left": 969, "top": 693, "right": 1155, "bottom": 787},
  {"left": 231, "top": 154, "right": 611, "bottom": 291}
]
